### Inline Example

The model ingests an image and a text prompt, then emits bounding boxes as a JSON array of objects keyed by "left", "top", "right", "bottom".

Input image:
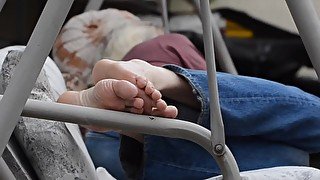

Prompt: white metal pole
[
  {"left": 0, "top": 0, "right": 6, "bottom": 12},
  {"left": 210, "top": 15, "right": 238, "bottom": 75},
  {"left": 194, "top": 0, "right": 238, "bottom": 75},
  {"left": 199, "top": 0, "right": 225, "bottom": 153},
  {"left": 200, "top": 1, "right": 241, "bottom": 179},
  {"left": 0, "top": 0, "right": 74, "bottom": 156},
  {"left": 286, "top": 0, "right": 320, "bottom": 79},
  {"left": 160, "top": 0, "right": 170, "bottom": 33},
  {"left": 85, "top": 0, "right": 103, "bottom": 11}
]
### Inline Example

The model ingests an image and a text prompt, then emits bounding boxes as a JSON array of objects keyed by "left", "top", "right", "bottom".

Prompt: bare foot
[
  {"left": 93, "top": 60, "right": 165, "bottom": 113},
  {"left": 92, "top": 59, "right": 166, "bottom": 90},
  {"left": 92, "top": 58, "right": 201, "bottom": 111},
  {"left": 58, "top": 79, "right": 148, "bottom": 132}
]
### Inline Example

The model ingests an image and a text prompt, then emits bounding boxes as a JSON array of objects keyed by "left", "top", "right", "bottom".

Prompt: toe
[
  {"left": 136, "top": 76, "right": 148, "bottom": 89},
  {"left": 113, "top": 80, "right": 138, "bottom": 99},
  {"left": 151, "top": 89, "right": 162, "bottom": 100},
  {"left": 145, "top": 81, "right": 155, "bottom": 95},
  {"left": 133, "top": 98, "right": 144, "bottom": 109},
  {"left": 151, "top": 105, "right": 178, "bottom": 118},
  {"left": 165, "top": 106, "right": 178, "bottom": 118},
  {"left": 156, "top": 99, "right": 167, "bottom": 111},
  {"left": 124, "top": 98, "right": 144, "bottom": 109},
  {"left": 127, "top": 107, "right": 144, "bottom": 114}
]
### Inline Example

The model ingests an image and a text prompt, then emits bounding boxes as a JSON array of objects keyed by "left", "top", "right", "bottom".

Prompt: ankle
[{"left": 145, "top": 66, "right": 171, "bottom": 91}]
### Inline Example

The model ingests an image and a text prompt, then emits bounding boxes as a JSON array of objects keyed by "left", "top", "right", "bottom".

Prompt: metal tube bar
[
  {"left": 210, "top": 17, "right": 238, "bottom": 75},
  {"left": 193, "top": 0, "right": 238, "bottom": 75},
  {"left": 23, "top": 100, "right": 213, "bottom": 153},
  {"left": 1, "top": 94, "right": 236, "bottom": 178},
  {"left": 199, "top": 0, "right": 225, "bottom": 152},
  {"left": 0, "top": 0, "right": 74, "bottom": 156},
  {"left": 85, "top": 0, "right": 103, "bottom": 11},
  {"left": 0, "top": 0, "right": 6, "bottom": 12},
  {"left": 200, "top": 1, "right": 241, "bottom": 179},
  {"left": 286, "top": 0, "right": 320, "bottom": 79},
  {"left": 0, "top": 158, "right": 15, "bottom": 180},
  {"left": 160, "top": 0, "right": 170, "bottom": 33}
]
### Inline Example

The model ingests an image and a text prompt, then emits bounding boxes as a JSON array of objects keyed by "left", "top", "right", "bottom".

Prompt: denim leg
[
  {"left": 164, "top": 65, "right": 320, "bottom": 153},
  {"left": 142, "top": 65, "right": 319, "bottom": 179},
  {"left": 143, "top": 136, "right": 308, "bottom": 179},
  {"left": 85, "top": 131, "right": 126, "bottom": 180},
  {"left": 143, "top": 100, "right": 308, "bottom": 179}
]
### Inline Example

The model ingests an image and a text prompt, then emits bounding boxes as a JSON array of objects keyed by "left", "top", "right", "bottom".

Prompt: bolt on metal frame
[{"left": 0, "top": 0, "right": 319, "bottom": 179}]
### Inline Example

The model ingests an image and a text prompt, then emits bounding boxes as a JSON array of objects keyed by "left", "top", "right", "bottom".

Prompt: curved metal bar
[
  {"left": 85, "top": 0, "right": 104, "bottom": 12},
  {"left": 193, "top": 0, "right": 238, "bottom": 75},
  {"left": 160, "top": 0, "right": 170, "bottom": 33},
  {"left": 286, "top": 0, "right": 320, "bottom": 79},
  {"left": 200, "top": 0, "right": 241, "bottom": 179},
  {"left": 11, "top": 95, "right": 236, "bottom": 179},
  {"left": 0, "top": 0, "right": 6, "bottom": 12},
  {"left": 0, "top": 0, "right": 74, "bottom": 156}
]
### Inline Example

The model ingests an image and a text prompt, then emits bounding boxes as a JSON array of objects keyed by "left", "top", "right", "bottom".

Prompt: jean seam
[{"left": 220, "top": 96, "right": 319, "bottom": 106}]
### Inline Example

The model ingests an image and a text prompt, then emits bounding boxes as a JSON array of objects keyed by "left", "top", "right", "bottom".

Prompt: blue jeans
[
  {"left": 142, "top": 65, "right": 320, "bottom": 179},
  {"left": 85, "top": 131, "right": 127, "bottom": 180},
  {"left": 86, "top": 65, "right": 320, "bottom": 179}
]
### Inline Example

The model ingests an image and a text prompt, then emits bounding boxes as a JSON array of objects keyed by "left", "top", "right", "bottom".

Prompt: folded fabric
[{"left": 53, "top": 8, "right": 163, "bottom": 90}]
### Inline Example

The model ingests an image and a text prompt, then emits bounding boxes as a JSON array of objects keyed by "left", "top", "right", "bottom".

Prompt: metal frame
[
  {"left": 1, "top": 94, "right": 238, "bottom": 179},
  {"left": 199, "top": 0, "right": 240, "bottom": 179},
  {"left": 20, "top": 95, "right": 239, "bottom": 175},
  {"left": 193, "top": 0, "right": 238, "bottom": 75},
  {"left": 286, "top": 0, "right": 320, "bottom": 79},
  {"left": 0, "top": 0, "right": 74, "bottom": 156},
  {"left": 0, "top": 0, "right": 6, "bottom": 12},
  {"left": 160, "top": 0, "right": 170, "bottom": 34},
  {"left": 0, "top": 0, "right": 319, "bottom": 179},
  {"left": 85, "top": 0, "right": 104, "bottom": 12},
  {"left": 200, "top": 0, "right": 225, "bottom": 155}
]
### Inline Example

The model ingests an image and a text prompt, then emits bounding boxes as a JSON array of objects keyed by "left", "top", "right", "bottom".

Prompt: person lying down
[
  {"left": 59, "top": 58, "right": 320, "bottom": 179},
  {"left": 3, "top": 45, "right": 320, "bottom": 179}
]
